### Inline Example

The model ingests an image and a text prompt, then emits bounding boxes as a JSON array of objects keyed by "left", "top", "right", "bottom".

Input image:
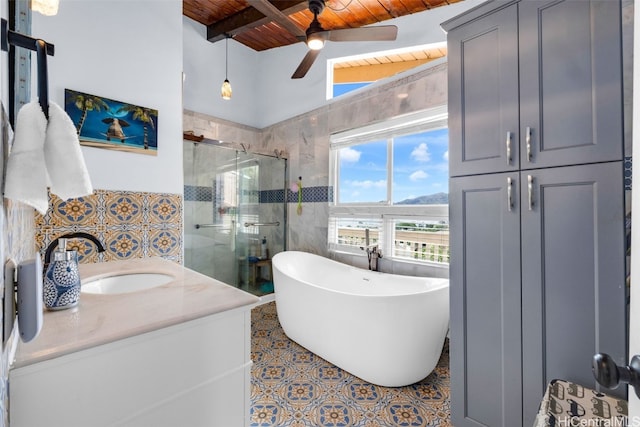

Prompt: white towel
[
  {"left": 4, "top": 102, "right": 49, "bottom": 214},
  {"left": 4, "top": 101, "right": 93, "bottom": 214},
  {"left": 44, "top": 102, "right": 93, "bottom": 200}
]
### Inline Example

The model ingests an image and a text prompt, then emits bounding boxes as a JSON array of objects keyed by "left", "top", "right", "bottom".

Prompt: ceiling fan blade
[
  {"left": 326, "top": 25, "right": 398, "bottom": 42},
  {"left": 247, "top": 0, "right": 307, "bottom": 40},
  {"left": 292, "top": 49, "right": 321, "bottom": 79}
]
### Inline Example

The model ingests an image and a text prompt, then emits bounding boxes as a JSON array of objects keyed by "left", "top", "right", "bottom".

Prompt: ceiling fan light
[
  {"left": 221, "top": 79, "right": 232, "bottom": 100},
  {"left": 307, "top": 35, "right": 324, "bottom": 50}
]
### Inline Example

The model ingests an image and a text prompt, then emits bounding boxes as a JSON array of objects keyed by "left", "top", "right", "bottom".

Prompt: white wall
[
  {"left": 32, "top": 0, "right": 183, "bottom": 194},
  {"left": 183, "top": 17, "right": 259, "bottom": 128},
  {"left": 182, "top": 0, "right": 484, "bottom": 129}
]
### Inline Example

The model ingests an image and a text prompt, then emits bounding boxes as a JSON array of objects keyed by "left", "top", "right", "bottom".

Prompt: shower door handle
[
  {"left": 244, "top": 221, "right": 280, "bottom": 227},
  {"left": 195, "top": 224, "right": 229, "bottom": 229}
]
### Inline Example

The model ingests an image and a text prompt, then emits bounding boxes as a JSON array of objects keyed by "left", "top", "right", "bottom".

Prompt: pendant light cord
[{"left": 225, "top": 36, "right": 229, "bottom": 79}]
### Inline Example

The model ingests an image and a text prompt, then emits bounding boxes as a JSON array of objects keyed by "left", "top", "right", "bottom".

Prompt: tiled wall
[
  {"left": 0, "top": 199, "right": 35, "bottom": 427},
  {"left": 0, "top": 104, "right": 37, "bottom": 427},
  {"left": 35, "top": 190, "right": 183, "bottom": 264}
]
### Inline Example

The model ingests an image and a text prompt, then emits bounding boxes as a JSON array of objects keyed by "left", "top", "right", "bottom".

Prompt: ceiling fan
[{"left": 248, "top": 0, "right": 398, "bottom": 79}]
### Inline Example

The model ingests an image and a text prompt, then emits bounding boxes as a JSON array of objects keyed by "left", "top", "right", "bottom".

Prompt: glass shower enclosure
[{"left": 184, "top": 140, "right": 286, "bottom": 296}]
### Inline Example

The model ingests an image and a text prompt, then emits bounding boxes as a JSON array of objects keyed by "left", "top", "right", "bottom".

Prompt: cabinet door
[
  {"left": 450, "top": 172, "right": 522, "bottom": 427},
  {"left": 448, "top": 3, "right": 519, "bottom": 177},
  {"left": 519, "top": 0, "right": 623, "bottom": 169},
  {"left": 521, "top": 162, "right": 626, "bottom": 426}
]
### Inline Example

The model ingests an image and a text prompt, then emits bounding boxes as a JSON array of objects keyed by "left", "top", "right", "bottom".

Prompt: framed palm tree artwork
[{"left": 64, "top": 89, "right": 158, "bottom": 156}]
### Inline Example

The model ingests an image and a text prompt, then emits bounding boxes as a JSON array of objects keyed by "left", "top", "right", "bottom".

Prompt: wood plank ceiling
[
  {"left": 333, "top": 45, "right": 447, "bottom": 82},
  {"left": 183, "top": 0, "right": 462, "bottom": 51}
]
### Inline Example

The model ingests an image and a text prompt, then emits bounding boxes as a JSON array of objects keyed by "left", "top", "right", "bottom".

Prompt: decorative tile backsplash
[
  {"left": 35, "top": 190, "right": 183, "bottom": 264},
  {"left": 184, "top": 185, "right": 213, "bottom": 202},
  {"left": 290, "top": 186, "right": 333, "bottom": 204}
]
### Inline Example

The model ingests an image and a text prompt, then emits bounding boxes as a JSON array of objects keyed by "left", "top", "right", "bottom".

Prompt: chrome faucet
[
  {"left": 360, "top": 228, "right": 382, "bottom": 271},
  {"left": 44, "top": 232, "right": 106, "bottom": 265}
]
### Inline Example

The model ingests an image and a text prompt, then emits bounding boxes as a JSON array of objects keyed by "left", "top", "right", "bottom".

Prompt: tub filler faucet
[{"left": 360, "top": 228, "right": 382, "bottom": 271}]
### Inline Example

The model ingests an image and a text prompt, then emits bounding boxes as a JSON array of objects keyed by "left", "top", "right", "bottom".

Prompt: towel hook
[
  {"left": 0, "top": 18, "right": 55, "bottom": 119},
  {"left": 35, "top": 40, "right": 49, "bottom": 119}
]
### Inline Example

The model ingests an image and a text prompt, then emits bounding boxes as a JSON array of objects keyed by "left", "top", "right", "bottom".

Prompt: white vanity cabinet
[
  {"left": 8, "top": 258, "right": 259, "bottom": 427},
  {"left": 10, "top": 307, "right": 253, "bottom": 427}
]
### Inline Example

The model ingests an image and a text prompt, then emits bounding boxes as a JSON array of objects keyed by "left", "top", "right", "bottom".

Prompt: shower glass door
[
  {"left": 184, "top": 141, "right": 286, "bottom": 296},
  {"left": 235, "top": 151, "right": 286, "bottom": 295}
]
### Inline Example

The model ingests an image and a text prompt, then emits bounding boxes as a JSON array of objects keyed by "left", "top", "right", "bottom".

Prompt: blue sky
[
  {"left": 333, "top": 83, "right": 370, "bottom": 97},
  {"left": 338, "top": 128, "right": 449, "bottom": 203}
]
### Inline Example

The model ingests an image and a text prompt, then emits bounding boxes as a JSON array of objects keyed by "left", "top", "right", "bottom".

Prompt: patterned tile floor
[{"left": 250, "top": 302, "right": 451, "bottom": 427}]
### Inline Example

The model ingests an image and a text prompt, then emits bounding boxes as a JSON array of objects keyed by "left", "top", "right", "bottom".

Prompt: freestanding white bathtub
[{"left": 272, "top": 250, "right": 449, "bottom": 387}]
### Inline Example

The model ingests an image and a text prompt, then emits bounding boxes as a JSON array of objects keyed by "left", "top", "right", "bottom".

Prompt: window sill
[{"left": 329, "top": 248, "right": 449, "bottom": 271}]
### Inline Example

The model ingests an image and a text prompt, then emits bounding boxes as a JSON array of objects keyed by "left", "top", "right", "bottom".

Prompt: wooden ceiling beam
[{"left": 207, "top": 0, "right": 308, "bottom": 44}]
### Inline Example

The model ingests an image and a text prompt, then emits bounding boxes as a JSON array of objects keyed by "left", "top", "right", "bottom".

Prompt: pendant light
[{"left": 221, "top": 35, "right": 232, "bottom": 100}]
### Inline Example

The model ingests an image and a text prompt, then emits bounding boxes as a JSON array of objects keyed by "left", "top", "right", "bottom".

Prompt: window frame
[{"left": 328, "top": 106, "right": 449, "bottom": 266}]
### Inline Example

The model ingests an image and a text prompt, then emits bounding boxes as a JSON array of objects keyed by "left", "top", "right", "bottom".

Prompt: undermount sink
[{"left": 81, "top": 273, "right": 175, "bottom": 295}]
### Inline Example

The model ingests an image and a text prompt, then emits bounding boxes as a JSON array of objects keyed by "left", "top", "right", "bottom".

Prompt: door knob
[{"left": 592, "top": 353, "right": 640, "bottom": 398}]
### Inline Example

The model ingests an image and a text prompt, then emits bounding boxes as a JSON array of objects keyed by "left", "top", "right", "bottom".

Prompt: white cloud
[
  {"left": 340, "top": 147, "right": 361, "bottom": 163},
  {"left": 443, "top": 150, "right": 449, "bottom": 161},
  {"left": 349, "top": 179, "right": 387, "bottom": 189},
  {"left": 409, "top": 170, "right": 428, "bottom": 181},
  {"left": 411, "top": 143, "right": 430, "bottom": 162}
]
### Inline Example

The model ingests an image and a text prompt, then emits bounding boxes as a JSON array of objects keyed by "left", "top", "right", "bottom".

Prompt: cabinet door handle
[
  {"left": 526, "top": 126, "right": 532, "bottom": 162},
  {"left": 527, "top": 175, "right": 534, "bottom": 211},
  {"left": 506, "top": 132, "right": 512, "bottom": 165},
  {"left": 507, "top": 177, "right": 514, "bottom": 211}
]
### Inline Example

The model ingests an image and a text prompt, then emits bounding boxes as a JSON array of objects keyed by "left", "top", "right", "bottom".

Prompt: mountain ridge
[{"left": 397, "top": 192, "right": 448, "bottom": 205}]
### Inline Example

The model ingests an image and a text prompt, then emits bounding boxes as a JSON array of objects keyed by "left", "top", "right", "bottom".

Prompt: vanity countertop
[{"left": 13, "top": 257, "right": 260, "bottom": 368}]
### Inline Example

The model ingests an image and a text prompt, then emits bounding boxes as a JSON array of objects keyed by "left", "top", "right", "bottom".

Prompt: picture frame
[{"left": 64, "top": 89, "right": 158, "bottom": 156}]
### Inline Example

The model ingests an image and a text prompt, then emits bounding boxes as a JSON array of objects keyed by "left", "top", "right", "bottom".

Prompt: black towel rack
[{"left": 0, "top": 18, "right": 55, "bottom": 119}]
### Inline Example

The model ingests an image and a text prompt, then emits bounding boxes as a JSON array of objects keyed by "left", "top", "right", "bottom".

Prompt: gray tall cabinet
[{"left": 443, "top": 1, "right": 626, "bottom": 426}]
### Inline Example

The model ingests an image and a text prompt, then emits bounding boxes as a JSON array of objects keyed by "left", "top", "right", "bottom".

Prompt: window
[
  {"left": 391, "top": 219, "right": 449, "bottom": 263},
  {"left": 328, "top": 43, "right": 447, "bottom": 99},
  {"left": 329, "top": 218, "right": 382, "bottom": 250},
  {"left": 214, "top": 163, "right": 259, "bottom": 236},
  {"left": 329, "top": 107, "right": 449, "bottom": 265},
  {"left": 337, "top": 139, "right": 387, "bottom": 204}
]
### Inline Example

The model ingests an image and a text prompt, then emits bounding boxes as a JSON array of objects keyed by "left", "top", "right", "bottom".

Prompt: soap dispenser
[{"left": 43, "top": 238, "right": 81, "bottom": 310}]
